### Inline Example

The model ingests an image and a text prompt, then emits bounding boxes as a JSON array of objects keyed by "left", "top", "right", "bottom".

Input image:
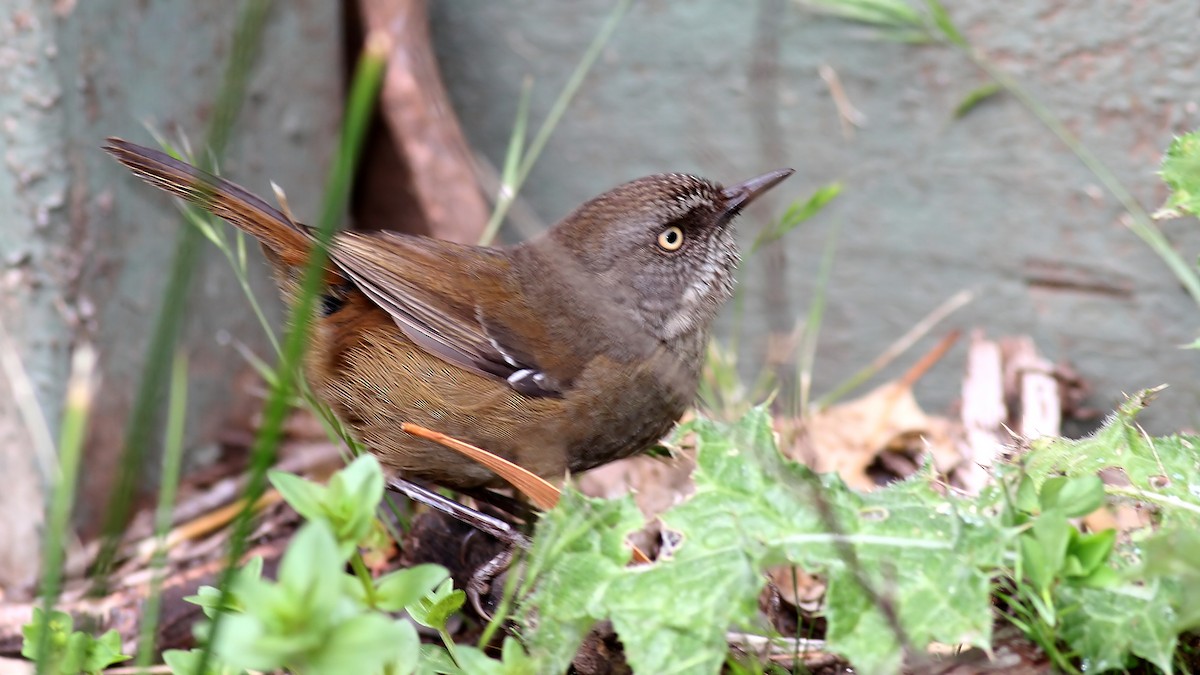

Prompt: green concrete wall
[
  {"left": 0, "top": 1, "right": 340, "bottom": 594},
  {"left": 430, "top": 1, "right": 1200, "bottom": 431}
]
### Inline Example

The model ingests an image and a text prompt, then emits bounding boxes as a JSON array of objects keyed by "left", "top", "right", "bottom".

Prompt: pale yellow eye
[{"left": 657, "top": 226, "right": 684, "bottom": 251}]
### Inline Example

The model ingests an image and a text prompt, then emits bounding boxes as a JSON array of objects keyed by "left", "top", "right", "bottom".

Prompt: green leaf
[
  {"left": 450, "top": 646, "right": 504, "bottom": 675},
  {"left": 21, "top": 610, "right": 130, "bottom": 675},
  {"left": 953, "top": 82, "right": 1001, "bottom": 118},
  {"left": 275, "top": 521, "right": 346, "bottom": 615},
  {"left": 1014, "top": 474, "right": 1039, "bottom": 514},
  {"left": 375, "top": 564, "right": 450, "bottom": 612},
  {"left": 1023, "top": 390, "right": 1200, "bottom": 529},
  {"left": 1160, "top": 130, "right": 1200, "bottom": 217},
  {"left": 1058, "top": 583, "right": 1178, "bottom": 674},
  {"left": 211, "top": 523, "right": 363, "bottom": 674},
  {"left": 517, "top": 489, "right": 644, "bottom": 672},
  {"left": 1054, "top": 475, "right": 1106, "bottom": 518},
  {"left": 300, "top": 614, "right": 414, "bottom": 675},
  {"left": 1030, "top": 512, "right": 1072, "bottom": 580},
  {"left": 415, "top": 644, "right": 464, "bottom": 675},
  {"left": 21, "top": 608, "right": 72, "bottom": 662},
  {"left": 82, "top": 630, "right": 131, "bottom": 672},
  {"left": 1036, "top": 476, "right": 1069, "bottom": 512},
  {"left": 499, "top": 637, "right": 536, "bottom": 671},
  {"left": 1076, "top": 564, "right": 1120, "bottom": 589},
  {"left": 162, "top": 648, "right": 246, "bottom": 675},
  {"left": 326, "top": 456, "right": 385, "bottom": 549},
  {"left": 185, "top": 556, "right": 263, "bottom": 619},
  {"left": 270, "top": 456, "right": 385, "bottom": 552},
  {"left": 1019, "top": 536, "right": 1053, "bottom": 594},
  {"left": 1142, "top": 527, "right": 1200, "bottom": 630},
  {"left": 519, "top": 408, "right": 1001, "bottom": 675},
  {"left": 269, "top": 471, "right": 328, "bottom": 523},
  {"left": 1067, "top": 529, "right": 1115, "bottom": 578},
  {"left": 407, "top": 579, "right": 466, "bottom": 632},
  {"left": 387, "top": 620, "right": 422, "bottom": 675}
]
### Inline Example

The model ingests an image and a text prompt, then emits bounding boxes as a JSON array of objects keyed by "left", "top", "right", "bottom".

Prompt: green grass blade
[
  {"left": 796, "top": 220, "right": 842, "bottom": 418},
  {"left": 478, "top": 0, "right": 632, "bottom": 244},
  {"left": 34, "top": 347, "right": 96, "bottom": 670},
  {"left": 968, "top": 53, "right": 1200, "bottom": 308},
  {"left": 191, "top": 31, "right": 388, "bottom": 675},
  {"left": 479, "top": 77, "right": 533, "bottom": 245},
  {"left": 135, "top": 352, "right": 189, "bottom": 669},
  {"left": 92, "top": 0, "right": 273, "bottom": 586},
  {"left": 815, "top": 289, "right": 972, "bottom": 408}
]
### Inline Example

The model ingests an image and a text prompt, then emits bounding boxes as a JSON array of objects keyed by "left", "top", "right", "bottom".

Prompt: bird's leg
[
  {"left": 459, "top": 486, "right": 539, "bottom": 524},
  {"left": 385, "top": 478, "right": 526, "bottom": 620},
  {"left": 467, "top": 545, "right": 515, "bottom": 620},
  {"left": 385, "top": 477, "right": 531, "bottom": 549}
]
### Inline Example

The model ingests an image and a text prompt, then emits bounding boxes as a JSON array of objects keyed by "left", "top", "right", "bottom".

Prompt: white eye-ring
[{"left": 657, "top": 225, "right": 684, "bottom": 252}]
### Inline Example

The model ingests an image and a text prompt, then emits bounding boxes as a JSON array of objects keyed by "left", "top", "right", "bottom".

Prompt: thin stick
[{"left": 816, "top": 289, "right": 973, "bottom": 408}]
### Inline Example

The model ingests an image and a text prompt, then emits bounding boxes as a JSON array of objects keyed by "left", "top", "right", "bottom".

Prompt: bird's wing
[{"left": 329, "top": 231, "right": 566, "bottom": 398}]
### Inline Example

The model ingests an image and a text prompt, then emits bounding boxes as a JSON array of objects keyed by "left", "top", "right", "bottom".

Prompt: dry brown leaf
[{"left": 786, "top": 381, "right": 960, "bottom": 491}]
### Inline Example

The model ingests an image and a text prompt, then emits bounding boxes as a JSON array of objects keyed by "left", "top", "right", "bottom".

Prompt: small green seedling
[{"left": 21, "top": 608, "right": 131, "bottom": 675}]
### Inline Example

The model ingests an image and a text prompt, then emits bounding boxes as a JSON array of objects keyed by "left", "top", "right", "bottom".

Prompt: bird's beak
[{"left": 720, "top": 168, "right": 794, "bottom": 213}]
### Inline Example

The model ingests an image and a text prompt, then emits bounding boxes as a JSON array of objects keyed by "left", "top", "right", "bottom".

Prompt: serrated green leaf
[
  {"left": 519, "top": 408, "right": 1010, "bottom": 674},
  {"left": 1023, "top": 390, "right": 1200, "bottom": 529},
  {"left": 1160, "top": 130, "right": 1200, "bottom": 217},
  {"left": 375, "top": 564, "right": 450, "bottom": 613},
  {"left": 518, "top": 489, "right": 643, "bottom": 671},
  {"left": 1143, "top": 528, "right": 1200, "bottom": 630},
  {"left": 1059, "top": 583, "right": 1178, "bottom": 674}
]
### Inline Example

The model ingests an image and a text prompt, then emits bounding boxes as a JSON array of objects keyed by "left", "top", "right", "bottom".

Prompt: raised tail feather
[{"left": 103, "top": 138, "right": 313, "bottom": 265}]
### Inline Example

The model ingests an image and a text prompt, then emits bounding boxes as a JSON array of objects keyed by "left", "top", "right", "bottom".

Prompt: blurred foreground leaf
[
  {"left": 1160, "top": 130, "right": 1200, "bottom": 217},
  {"left": 521, "top": 408, "right": 1001, "bottom": 674}
]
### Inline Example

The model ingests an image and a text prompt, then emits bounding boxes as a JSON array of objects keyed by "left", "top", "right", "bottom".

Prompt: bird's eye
[{"left": 656, "top": 225, "right": 684, "bottom": 252}]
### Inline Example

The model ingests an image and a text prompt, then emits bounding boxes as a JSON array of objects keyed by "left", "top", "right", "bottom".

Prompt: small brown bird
[{"left": 105, "top": 138, "right": 790, "bottom": 491}]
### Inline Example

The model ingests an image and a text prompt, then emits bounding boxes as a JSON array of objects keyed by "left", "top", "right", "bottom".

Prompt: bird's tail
[{"left": 103, "top": 138, "right": 313, "bottom": 267}]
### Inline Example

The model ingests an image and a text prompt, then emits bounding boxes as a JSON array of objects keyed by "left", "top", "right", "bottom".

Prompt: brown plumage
[{"left": 104, "top": 138, "right": 791, "bottom": 489}]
